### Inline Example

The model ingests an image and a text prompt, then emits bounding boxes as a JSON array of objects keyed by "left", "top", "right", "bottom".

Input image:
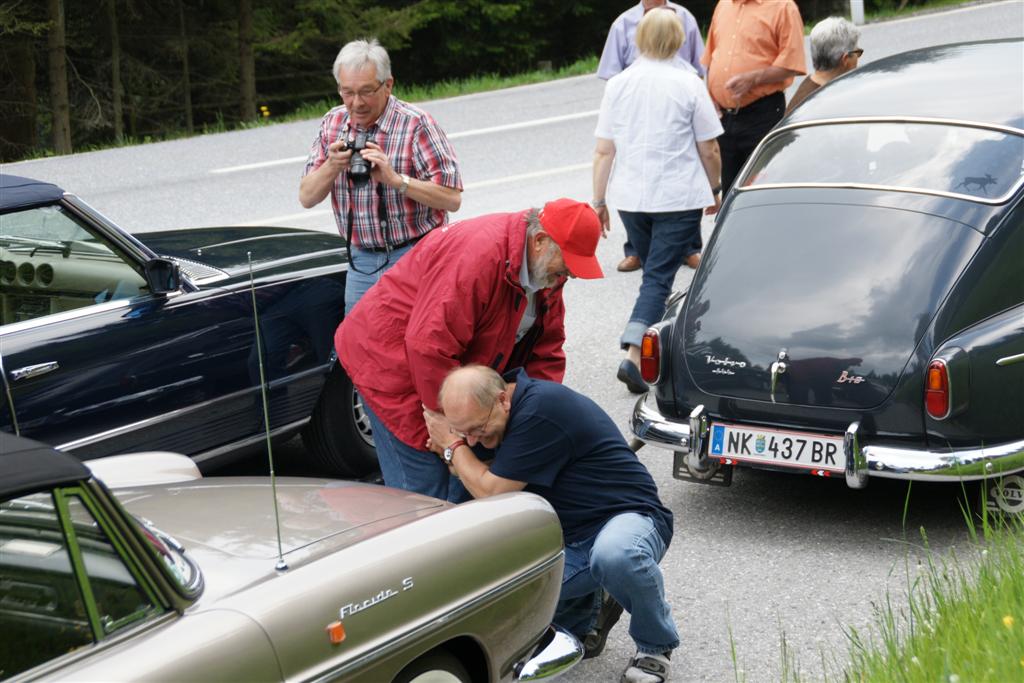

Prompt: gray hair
[
  {"left": 525, "top": 208, "right": 543, "bottom": 239},
  {"left": 439, "top": 365, "right": 506, "bottom": 409},
  {"left": 333, "top": 38, "right": 392, "bottom": 84},
  {"left": 810, "top": 17, "right": 861, "bottom": 71}
]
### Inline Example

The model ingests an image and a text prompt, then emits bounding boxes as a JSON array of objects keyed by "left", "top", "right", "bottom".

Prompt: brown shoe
[{"left": 617, "top": 255, "right": 641, "bottom": 272}]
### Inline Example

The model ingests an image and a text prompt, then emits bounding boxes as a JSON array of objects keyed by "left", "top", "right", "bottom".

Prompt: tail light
[
  {"left": 640, "top": 329, "right": 661, "bottom": 384},
  {"left": 924, "top": 359, "right": 950, "bottom": 420}
]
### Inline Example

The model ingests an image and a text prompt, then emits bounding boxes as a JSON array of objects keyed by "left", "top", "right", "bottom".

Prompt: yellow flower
[{"left": 1003, "top": 615, "right": 1015, "bottom": 629}]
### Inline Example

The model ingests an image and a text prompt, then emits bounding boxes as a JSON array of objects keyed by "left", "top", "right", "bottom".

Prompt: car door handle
[
  {"left": 10, "top": 361, "right": 60, "bottom": 381},
  {"left": 996, "top": 352, "right": 1024, "bottom": 367}
]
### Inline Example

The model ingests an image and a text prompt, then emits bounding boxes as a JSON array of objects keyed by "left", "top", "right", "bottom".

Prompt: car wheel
[
  {"left": 982, "top": 474, "right": 1024, "bottom": 519},
  {"left": 300, "top": 364, "right": 378, "bottom": 478},
  {"left": 393, "top": 649, "right": 472, "bottom": 683}
]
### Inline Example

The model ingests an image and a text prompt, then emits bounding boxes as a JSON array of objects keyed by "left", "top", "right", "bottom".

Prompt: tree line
[{"left": 1, "top": 0, "right": 911, "bottom": 162}]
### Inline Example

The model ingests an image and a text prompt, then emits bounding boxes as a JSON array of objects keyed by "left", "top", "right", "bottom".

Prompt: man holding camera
[{"left": 300, "top": 38, "right": 463, "bottom": 313}]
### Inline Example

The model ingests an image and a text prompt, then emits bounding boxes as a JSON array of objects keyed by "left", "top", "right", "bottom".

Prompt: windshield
[{"left": 741, "top": 121, "right": 1024, "bottom": 201}]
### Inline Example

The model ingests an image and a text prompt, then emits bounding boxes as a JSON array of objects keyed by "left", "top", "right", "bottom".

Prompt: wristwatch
[
  {"left": 590, "top": 198, "right": 607, "bottom": 209},
  {"left": 443, "top": 439, "right": 466, "bottom": 465},
  {"left": 398, "top": 174, "right": 411, "bottom": 195}
]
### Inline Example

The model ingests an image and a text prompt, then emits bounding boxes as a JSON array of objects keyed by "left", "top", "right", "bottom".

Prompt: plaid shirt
[{"left": 303, "top": 96, "right": 463, "bottom": 249}]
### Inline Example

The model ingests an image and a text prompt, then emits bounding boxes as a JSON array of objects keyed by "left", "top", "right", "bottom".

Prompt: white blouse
[{"left": 595, "top": 56, "right": 723, "bottom": 213}]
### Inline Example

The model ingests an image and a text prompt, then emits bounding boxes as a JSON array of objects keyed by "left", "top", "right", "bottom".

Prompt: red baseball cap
[{"left": 538, "top": 198, "right": 604, "bottom": 279}]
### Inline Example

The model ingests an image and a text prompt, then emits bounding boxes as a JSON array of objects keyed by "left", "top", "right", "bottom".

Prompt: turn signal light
[
  {"left": 924, "top": 360, "right": 950, "bottom": 420},
  {"left": 640, "top": 329, "right": 660, "bottom": 383},
  {"left": 326, "top": 620, "right": 346, "bottom": 645}
]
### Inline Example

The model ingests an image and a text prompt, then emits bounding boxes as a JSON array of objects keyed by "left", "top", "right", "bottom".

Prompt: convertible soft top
[
  {"left": 0, "top": 432, "right": 90, "bottom": 500},
  {"left": 0, "top": 174, "right": 65, "bottom": 212}
]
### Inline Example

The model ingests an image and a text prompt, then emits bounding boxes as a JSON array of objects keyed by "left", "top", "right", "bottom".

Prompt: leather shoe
[
  {"left": 617, "top": 359, "right": 647, "bottom": 394},
  {"left": 617, "top": 255, "right": 641, "bottom": 272}
]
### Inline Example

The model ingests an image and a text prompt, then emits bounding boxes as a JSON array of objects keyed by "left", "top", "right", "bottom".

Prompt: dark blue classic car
[
  {"left": 0, "top": 174, "right": 375, "bottom": 477},
  {"left": 631, "top": 39, "right": 1024, "bottom": 516}
]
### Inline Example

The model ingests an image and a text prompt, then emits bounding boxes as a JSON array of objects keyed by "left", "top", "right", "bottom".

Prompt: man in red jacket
[{"left": 336, "top": 198, "right": 604, "bottom": 500}]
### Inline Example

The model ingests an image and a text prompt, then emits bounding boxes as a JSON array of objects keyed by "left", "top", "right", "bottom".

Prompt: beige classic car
[{"left": 0, "top": 433, "right": 581, "bottom": 681}]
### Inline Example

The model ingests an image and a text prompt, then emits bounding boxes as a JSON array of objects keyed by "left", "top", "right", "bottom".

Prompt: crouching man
[{"left": 423, "top": 365, "right": 679, "bottom": 683}]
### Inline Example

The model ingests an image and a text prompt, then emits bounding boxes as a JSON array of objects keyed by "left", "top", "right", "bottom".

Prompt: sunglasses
[{"left": 848, "top": 48, "right": 865, "bottom": 58}]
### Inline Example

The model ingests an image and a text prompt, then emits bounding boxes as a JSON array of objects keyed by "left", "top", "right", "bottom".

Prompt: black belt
[
  {"left": 358, "top": 231, "right": 428, "bottom": 253},
  {"left": 720, "top": 91, "right": 785, "bottom": 117}
]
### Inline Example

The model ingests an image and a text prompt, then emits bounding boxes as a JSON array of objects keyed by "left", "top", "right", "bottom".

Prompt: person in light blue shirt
[
  {"left": 598, "top": 1, "right": 706, "bottom": 80},
  {"left": 597, "top": 1, "right": 706, "bottom": 274}
]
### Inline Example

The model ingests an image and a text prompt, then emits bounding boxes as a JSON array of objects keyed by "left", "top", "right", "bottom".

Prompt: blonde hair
[{"left": 636, "top": 8, "right": 684, "bottom": 61}]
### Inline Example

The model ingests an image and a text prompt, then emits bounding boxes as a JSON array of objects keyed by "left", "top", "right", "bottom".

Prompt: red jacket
[{"left": 335, "top": 209, "right": 567, "bottom": 448}]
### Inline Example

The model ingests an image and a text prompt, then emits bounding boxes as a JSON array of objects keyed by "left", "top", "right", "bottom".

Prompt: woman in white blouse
[{"left": 592, "top": 7, "right": 723, "bottom": 394}]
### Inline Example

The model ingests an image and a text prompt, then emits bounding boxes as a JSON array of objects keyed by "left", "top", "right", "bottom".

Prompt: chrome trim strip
[
  {"left": 997, "top": 352, "right": 1024, "bottom": 367},
  {"left": 0, "top": 291, "right": 185, "bottom": 337},
  {"left": 514, "top": 626, "right": 583, "bottom": 681},
  {"left": 191, "top": 417, "right": 309, "bottom": 464},
  {"left": 773, "top": 115, "right": 1024, "bottom": 138},
  {"left": 630, "top": 394, "right": 691, "bottom": 453},
  {"left": 308, "top": 553, "right": 565, "bottom": 683},
  {"left": 736, "top": 116, "right": 1024, "bottom": 205},
  {"left": 55, "top": 364, "right": 327, "bottom": 452},
  {"left": 735, "top": 181, "right": 1021, "bottom": 206}
]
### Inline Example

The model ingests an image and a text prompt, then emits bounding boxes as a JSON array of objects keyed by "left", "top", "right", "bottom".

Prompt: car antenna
[{"left": 249, "top": 251, "right": 288, "bottom": 572}]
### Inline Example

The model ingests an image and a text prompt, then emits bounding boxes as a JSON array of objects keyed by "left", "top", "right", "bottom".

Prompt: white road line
[
  {"left": 210, "top": 110, "right": 598, "bottom": 175},
  {"left": 236, "top": 162, "right": 591, "bottom": 226}
]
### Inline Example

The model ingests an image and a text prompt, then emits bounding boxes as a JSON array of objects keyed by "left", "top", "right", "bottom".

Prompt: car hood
[
  {"left": 137, "top": 226, "right": 346, "bottom": 273},
  {"left": 114, "top": 477, "right": 445, "bottom": 602},
  {"left": 682, "top": 199, "right": 983, "bottom": 409}
]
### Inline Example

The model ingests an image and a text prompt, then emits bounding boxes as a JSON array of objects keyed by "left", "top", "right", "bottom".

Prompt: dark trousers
[{"left": 718, "top": 91, "right": 785, "bottom": 195}]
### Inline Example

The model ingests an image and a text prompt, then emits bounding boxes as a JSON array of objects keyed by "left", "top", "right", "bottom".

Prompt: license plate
[{"left": 708, "top": 422, "right": 845, "bottom": 473}]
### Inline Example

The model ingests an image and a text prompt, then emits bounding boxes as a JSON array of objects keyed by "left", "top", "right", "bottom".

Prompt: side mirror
[{"left": 144, "top": 257, "right": 182, "bottom": 295}]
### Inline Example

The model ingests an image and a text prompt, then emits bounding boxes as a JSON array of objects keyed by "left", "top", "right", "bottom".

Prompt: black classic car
[
  {"left": 630, "top": 39, "right": 1024, "bottom": 516},
  {"left": 0, "top": 174, "right": 374, "bottom": 477}
]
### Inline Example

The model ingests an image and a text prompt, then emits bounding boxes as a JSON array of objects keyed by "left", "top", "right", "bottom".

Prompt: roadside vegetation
[
  {"left": 4, "top": 0, "right": 973, "bottom": 162},
  {"left": 766, "top": 498, "right": 1024, "bottom": 683}
]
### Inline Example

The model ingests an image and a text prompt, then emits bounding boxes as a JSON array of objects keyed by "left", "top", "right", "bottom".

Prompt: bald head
[
  {"left": 439, "top": 365, "right": 505, "bottom": 412},
  {"left": 439, "top": 366, "right": 511, "bottom": 449}
]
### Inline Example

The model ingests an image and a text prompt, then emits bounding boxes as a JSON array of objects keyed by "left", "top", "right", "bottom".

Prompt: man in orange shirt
[{"left": 701, "top": 0, "right": 806, "bottom": 196}]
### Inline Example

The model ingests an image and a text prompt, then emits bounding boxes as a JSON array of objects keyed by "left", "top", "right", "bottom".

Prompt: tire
[
  {"left": 393, "top": 650, "right": 472, "bottom": 683},
  {"left": 300, "top": 364, "right": 378, "bottom": 478}
]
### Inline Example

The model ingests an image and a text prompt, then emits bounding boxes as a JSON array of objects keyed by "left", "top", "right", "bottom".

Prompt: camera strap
[{"left": 345, "top": 181, "right": 393, "bottom": 275}]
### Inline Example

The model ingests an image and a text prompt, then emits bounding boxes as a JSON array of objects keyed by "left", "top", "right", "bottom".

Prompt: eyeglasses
[
  {"left": 339, "top": 81, "right": 387, "bottom": 101},
  {"left": 450, "top": 400, "right": 497, "bottom": 439},
  {"left": 848, "top": 48, "right": 864, "bottom": 58}
]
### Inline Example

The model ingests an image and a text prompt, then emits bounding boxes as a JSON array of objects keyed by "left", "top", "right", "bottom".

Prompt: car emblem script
[{"left": 836, "top": 370, "right": 865, "bottom": 384}]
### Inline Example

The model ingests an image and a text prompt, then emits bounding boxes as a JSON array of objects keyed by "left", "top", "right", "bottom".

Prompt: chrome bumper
[
  {"left": 630, "top": 396, "right": 1024, "bottom": 490},
  {"left": 514, "top": 625, "right": 583, "bottom": 681},
  {"left": 630, "top": 394, "right": 692, "bottom": 452},
  {"left": 843, "top": 422, "right": 1024, "bottom": 489}
]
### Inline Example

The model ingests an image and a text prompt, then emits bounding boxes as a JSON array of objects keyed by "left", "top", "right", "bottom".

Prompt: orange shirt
[{"left": 701, "top": 0, "right": 807, "bottom": 109}]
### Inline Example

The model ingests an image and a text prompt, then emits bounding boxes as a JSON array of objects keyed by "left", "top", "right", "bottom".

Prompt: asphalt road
[{"left": 6, "top": 2, "right": 1023, "bottom": 680}]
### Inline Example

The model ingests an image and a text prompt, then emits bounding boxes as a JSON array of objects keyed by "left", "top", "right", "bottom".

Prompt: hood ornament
[{"left": 770, "top": 349, "right": 788, "bottom": 404}]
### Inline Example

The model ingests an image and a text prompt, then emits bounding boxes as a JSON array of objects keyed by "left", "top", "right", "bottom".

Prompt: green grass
[
  {"left": 837, "top": 521, "right": 1024, "bottom": 682},
  {"left": 865, "top": 0, "right": 980, "bottom": 23}
]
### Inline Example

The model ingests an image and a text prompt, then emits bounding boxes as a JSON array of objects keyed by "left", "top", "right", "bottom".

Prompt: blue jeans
[
  {"left": 363, "top": 402, "right": 469, "bottom": 503},
  {"left": 618, "top": 209, "right": 702, "bottom": 349},
  {"left": 554, "top": 513, "right": 679, "bottom": 655},
  {"left": 344, "top": 243, "right": 416, "bottom": 314}
]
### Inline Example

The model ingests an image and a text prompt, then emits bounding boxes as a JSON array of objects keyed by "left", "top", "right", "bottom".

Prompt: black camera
[{"left": 348, "top": 131, "right": 371, "bottom": 185}]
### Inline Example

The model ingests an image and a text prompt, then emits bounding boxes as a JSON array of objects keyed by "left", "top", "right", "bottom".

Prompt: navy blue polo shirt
[{"left": 485, "top": 369, "right": 673, "bottom": 545}]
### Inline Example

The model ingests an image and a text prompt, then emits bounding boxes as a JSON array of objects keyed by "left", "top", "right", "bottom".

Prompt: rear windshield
[{"left": 741, "top": 122, "right": 1024, "bottom": 200}]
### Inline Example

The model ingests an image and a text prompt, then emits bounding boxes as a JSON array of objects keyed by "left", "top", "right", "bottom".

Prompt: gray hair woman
[{"left": 785, "top": 17, "right": 862, "bottom": 114}]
